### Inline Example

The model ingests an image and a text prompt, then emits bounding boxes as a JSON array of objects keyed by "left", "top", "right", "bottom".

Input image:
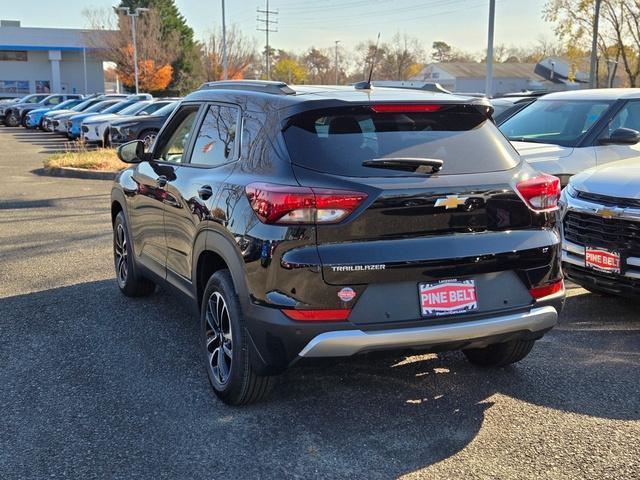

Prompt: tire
[
  {"left": 4, "top": 111, "right": 19, "bottom": 127},
  {"left": 138, "top": 129, "right": 158, "bottom": 149},
  {"left": 113, "top": 211, "right": 155, "bottom": 297},
  {"left": 103, "top": 130, "right": 110, "bottom": 148},
  {"left": 463, "top": 339, "right": 536, "bottom": 367},
  {"left": 20, "top": 114, "right": 28, "bottom": 127},
  {"left": 201, "top": 270, "right": 274, "bottom": 405}
]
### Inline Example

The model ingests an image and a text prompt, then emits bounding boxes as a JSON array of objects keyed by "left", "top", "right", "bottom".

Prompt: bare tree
[
  {"left": 384, "top": 33, "right": 425, "bottom": 80},
  {"left": 305, "top": 48, "right": 332, "bottom": 83},
  {"left": 615, "top": 0, "right": 640, "bottom": 86},
  {"left": 543, "top": 0, "right": 640, "bottom": 86},
  {"left": 202, "top": 26, "right": 258, "bottom": 81},
  {"left": 84, "top": 7, "right": 179, "bottom": 91},
  {"left": 352, "top": 41, "right": 387, "bottom": 80},
  {"left": 350, "top": 34, "right": 424, "bottom": 81}
]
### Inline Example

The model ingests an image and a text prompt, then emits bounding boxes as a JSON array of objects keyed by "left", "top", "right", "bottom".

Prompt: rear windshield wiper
[{"left": 362, "top": 157, "right": 443, "bottom": 173}]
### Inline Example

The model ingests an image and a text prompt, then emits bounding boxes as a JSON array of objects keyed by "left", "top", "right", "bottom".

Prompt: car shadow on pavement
[
  {"left": 4, "top": 128, "right": 96, "bottom": 154},
  {"left": 1, "top": 279, "right": 638, "bottom": 478}
]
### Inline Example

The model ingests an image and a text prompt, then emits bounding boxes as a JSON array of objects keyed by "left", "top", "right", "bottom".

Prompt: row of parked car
[{"left": 0, "top": 92, "right": 180, "bottom": 148}]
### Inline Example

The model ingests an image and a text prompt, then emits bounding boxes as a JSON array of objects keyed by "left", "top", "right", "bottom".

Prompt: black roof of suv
[{"left": 111, "top": 80, "right": 564, "bottom": 405}]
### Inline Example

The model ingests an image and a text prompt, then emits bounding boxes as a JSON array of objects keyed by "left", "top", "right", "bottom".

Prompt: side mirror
[
  {"left": 117, "top": 140, "right": 146, "bottom": 164},
  {"left": 601, "top": 127, "right": 640, "bottom": 145}
]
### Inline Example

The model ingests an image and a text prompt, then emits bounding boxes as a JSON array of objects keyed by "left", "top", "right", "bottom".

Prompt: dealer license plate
[
  {"left": 585, "top": 247, "right": 620, "bottom": 274},
  {"left": 419, "top": 279, "right": 478, "bottom": 317}
]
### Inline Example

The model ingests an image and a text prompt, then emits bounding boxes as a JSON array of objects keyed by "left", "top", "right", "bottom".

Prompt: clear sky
[{"left": 1, "top": 0, "right": 554, "bottom": 55}]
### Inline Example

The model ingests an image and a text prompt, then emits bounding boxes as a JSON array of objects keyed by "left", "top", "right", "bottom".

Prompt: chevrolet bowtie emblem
[
  {"left": 596, "top": 207, "right": 618, "bottom": 219},
  {"left": 434, "top": 195, "right": 469, "bottom": 209}
]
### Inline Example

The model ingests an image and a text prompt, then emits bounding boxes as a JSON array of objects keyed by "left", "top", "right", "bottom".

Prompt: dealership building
[{"left": 0, "top": 20, "right": 105, "bottom": 97}]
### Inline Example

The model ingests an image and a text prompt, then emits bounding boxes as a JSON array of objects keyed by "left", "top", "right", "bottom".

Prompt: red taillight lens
[
  {"left": 282, "top": 309, "right": 351, "bottom": 321},
  {"left": 529, "top": 279, "right": 564, "bottom": 299},
  {"left": 370, "top": 104, "right": 444, "bottom": 113},
  {"left": 245, "top": 182, "right": 367, "bottom": 224},
  {"left": 516, "top": 173, "right": 561, "bottom": 211}
]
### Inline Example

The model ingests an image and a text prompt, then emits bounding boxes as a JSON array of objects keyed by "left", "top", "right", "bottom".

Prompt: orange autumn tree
[
  {"left": 117, "top": 44, "right": 174, "bottom": 91},
  {"left": 84, "top": 7, "right": 178, "bottom": 92}
]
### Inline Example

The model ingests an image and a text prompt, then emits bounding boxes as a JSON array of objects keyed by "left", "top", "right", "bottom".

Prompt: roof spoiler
[{"left": 199, "top": 80, "right": 296, "bottom": 96}]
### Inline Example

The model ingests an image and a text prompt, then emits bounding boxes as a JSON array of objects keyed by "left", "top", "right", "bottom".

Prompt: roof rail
[{"left": 199, "top": 80, "right": 296, "bottom": 96}]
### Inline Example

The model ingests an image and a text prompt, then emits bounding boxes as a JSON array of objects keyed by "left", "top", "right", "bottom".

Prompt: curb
[{"left": 32, "top": 167, "right": 118, "bottom": 181}]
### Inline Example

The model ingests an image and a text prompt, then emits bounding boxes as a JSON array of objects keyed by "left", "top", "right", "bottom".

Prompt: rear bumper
[
  {"left": 243, "top": 293, "right": 562, "bottom": 375},
  {"left": 298, "top": 305, "right": 558, "bottom": 358}
]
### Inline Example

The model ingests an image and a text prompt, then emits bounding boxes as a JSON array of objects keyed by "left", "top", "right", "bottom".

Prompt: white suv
[
  {"left": 499, "top": 89, "right": 640, "bottom": 184},
  {"left": 81, "top": 100, "right": 172, "bottom": 146}
]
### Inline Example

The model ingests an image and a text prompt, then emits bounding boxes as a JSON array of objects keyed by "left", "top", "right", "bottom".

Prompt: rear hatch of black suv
[{"left": 252, "top": 98, "right": 563, "bottom": 325}]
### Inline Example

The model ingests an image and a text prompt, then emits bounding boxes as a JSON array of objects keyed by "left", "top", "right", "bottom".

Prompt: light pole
[
  {"left": 485, "top": 0, "right": 496, "bottom": 97},
  {"left": 81, "top": 30, "right": 89, "bottom": 94},
  {"left": 590, "top": 0, "right": 602, "bottom": 88},
  {"left": 334, "top": 40, "right": 340, "bottom": 85},
  {"left": 82, "top": 47, "right": 88, "bottom": 94},
  {"left": 221, "top": 0, "right": 228, "bottom": 80},
  {"left": 607, "top": 59, "right": 618, "bottom": 88},
  {"left": 118, "top": 6, "right": 150, "bottom": 94}
]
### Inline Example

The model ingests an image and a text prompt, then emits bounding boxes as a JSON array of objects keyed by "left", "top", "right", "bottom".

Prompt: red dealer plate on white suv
[
  {"left": 419, "top": 279, "right": 478, "bottom": 317},
  {"left": 585, "top": 247, "right": 621, "bottom": 274}
]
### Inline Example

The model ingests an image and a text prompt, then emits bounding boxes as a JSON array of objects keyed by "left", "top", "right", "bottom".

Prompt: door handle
[
  {"left": 156, "top": 175, "right": 168, "bottom": 188},
  {"left": 198, "top": 185, "right": 213, "bottom": 200}
]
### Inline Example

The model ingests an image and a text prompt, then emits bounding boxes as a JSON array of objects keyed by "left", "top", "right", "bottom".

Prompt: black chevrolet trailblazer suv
[{"left": 110, "top": 80, "right": 565, "bottom": 405}]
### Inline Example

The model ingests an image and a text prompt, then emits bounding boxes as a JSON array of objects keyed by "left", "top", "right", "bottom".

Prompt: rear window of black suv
[{"left": 282, "top": 104, "right": 520, "bottom": 176}]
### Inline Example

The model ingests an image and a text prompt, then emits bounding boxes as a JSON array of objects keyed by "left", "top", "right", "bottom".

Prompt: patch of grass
[{"left": 44, "top": 147, "right": 128, "bottom": 172}]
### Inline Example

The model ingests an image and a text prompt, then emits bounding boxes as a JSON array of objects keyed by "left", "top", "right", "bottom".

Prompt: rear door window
[
  {"left": 283, "top": 105, "right": 519, "bottom": 176},
  {"left": 189, "top": 104, "right": 239, "bottom": 167}
]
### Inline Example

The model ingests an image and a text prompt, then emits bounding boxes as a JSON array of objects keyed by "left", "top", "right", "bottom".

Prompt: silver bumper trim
[{"left": 298, "top": 306, "right": 558, "bottom": 358}]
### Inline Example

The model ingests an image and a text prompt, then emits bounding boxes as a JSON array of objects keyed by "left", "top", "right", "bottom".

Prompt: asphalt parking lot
[{"left": 1, "top": 126, "right": 639, "bottom": 479}]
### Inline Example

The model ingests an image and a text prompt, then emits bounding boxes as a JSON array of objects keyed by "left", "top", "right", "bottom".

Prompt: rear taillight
[
  {"left": 282, "top": 309, "right": 350, "bottom": 321},
  {"left": 529, "top": 279, "right": 564, "bottom": 299},
  {"left": 516, "top": 173, "right": 561, "bottom": 211},
  {"left": 245, "top": 182, "right": 367, "bottom": 225}
]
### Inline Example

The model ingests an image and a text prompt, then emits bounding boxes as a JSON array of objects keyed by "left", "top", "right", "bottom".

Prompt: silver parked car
[
  {"left": 560, "top": 157, "right": 640, "bottom": 297},
  {"left": 500, "top": 89, "right": 640, "bottom": 185}
]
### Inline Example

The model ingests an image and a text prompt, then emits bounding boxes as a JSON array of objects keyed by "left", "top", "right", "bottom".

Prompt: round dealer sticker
[{"left": 338, "top": 287, "right": 356, "bottom": 302}]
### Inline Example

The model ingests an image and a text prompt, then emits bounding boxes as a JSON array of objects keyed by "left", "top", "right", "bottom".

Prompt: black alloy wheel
[{"left": 112, "top": 211, "right": 155, "bottom": 297}]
